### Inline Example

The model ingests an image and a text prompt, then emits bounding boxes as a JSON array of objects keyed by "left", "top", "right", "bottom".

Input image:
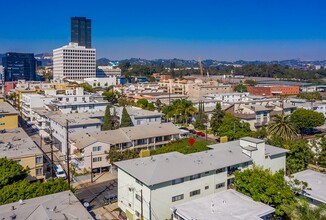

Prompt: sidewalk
[
  {"left": 91, "top": 203, "right": 120, "bottom": 220},
  {"left": 72, "top": 171, "right": 118, "bottom": 189}
]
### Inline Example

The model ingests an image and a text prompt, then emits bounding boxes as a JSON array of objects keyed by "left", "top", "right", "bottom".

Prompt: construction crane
[{"left": 198, "top": 55, "right": 203, "bottom": 80}]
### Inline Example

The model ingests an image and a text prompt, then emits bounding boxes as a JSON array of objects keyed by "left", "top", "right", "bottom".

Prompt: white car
[{"left": 55, "top": 165, "right": 67, "bottom": 180}]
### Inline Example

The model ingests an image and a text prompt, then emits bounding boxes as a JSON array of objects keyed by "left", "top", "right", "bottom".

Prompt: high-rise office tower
[
  {"left": 2, "top": 52, "right": 36, "bottom": 81},
  {"left": 71, "top": 17, "right": 91, "bottom": 48},
  {"left": 53, "top": 43, "right": 96, "bottom": 80}
]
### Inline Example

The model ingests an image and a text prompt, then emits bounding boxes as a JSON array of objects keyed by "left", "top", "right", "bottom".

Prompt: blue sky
[{"left": 1, "top": 0, "right": 326, "bottom": 61}]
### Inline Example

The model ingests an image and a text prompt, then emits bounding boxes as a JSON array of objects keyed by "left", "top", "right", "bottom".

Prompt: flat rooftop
[
  {"left": 0, "top": 128, "right": 42, "bottom": 159},
  {"left": 288, "top": 170, "right": 326, "bottom": 203},
  {"left": 70, "top": 122, "right": 180, "bottom": 149},
  {"left": 48, "top": 113, "right": 102, "bottom": 127},
  {"left": 173, "top": 189, "right": 275, "bottom": 220},
  {"left": 115, "top": 138, "right": 288, "bottom": 186},
  {"left": 123, "top": 106, "right": 163, "bottom": 118},
  {"left": 0, "top": 190, "right": 93, "bottom": 220},
  {"left": 0, "top": 102, "right": 18, "bottom": 115}
]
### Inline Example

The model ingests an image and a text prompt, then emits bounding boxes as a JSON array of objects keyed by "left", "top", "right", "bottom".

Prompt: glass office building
[
  {"left": 2, "top": 52, "right": 36, "bottom": 81},
  {"left": 71, "top": 17, "right": 92, "bottom": 48}
]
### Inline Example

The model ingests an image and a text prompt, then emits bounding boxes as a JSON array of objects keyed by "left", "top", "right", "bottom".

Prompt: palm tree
[
  {"left": 268, "top": 114, "right": 298, "bottom": 140},
  {"left": 175, "top": 100, "right": 196, "bottom": 125}
]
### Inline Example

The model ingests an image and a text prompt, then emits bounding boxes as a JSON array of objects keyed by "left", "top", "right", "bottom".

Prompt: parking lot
[{"left": 74, "top": 179, "right": 118, "bottom": 210}]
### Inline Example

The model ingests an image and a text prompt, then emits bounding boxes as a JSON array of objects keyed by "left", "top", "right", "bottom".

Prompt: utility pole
[
  {"left": 50, "top": 127, "right": 54, "bottom": 178},
  {"left": 140, "top": 189, "right": 144, "bottom": 220},
  {"left": 66, "top": 119, "right": 70, "bottom": 185},
  {"left": 90, "top": 152, "right": 93, "bottom": 183}
]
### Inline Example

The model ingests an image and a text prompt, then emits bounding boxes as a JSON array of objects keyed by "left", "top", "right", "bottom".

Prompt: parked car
[
  {"left": 54, "top": 165, "right": 67, "bottom": 180},
  {"left": 189, "top": 129, "right": 196, "bottom": 134},
  {"left": 196, "top": 131, "right": 205, "bottom": 137},
  {"left": 103, "top": 194, "right": 118, "bottom": 204}
]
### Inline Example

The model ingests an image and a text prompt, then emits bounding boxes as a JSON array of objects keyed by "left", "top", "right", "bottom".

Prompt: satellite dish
[
  {"left": 83, "top": 202, "right": 90, "bottom": 208},
  {"left": 95, "top": 215, "right": 102, "bottom": 220}
]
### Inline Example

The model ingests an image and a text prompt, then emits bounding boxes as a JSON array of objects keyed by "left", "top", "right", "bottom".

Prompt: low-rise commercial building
[
  {"left": 69, "top": 123, "right": 180, "bottom": 172},
  {"left": 0, "top": 190, "right": 93, "bottom": 219},
  {"left": 0, "top": 102, "right": 18, "bottom": 129},
  {"left": 172, "top": 189, "right": 275, "bottom": 220},
  {"left": 247, "top": 85, "right": 300, "bottom": 97},
  {"left": 115, "top": 137, "right": 288, "bottom": 220},
  {"left": 0, "top": 128, "right": 45, "bottom": 181}
]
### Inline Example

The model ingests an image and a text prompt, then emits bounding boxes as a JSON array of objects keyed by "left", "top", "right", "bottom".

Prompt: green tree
[
  {"left": 283, "top": 198, "right": 326, "bottom": 220},
  {"left": 102, "top": 91, "right": 116, "bottom": 103},
  {"left": 155, "top": 99, "right": 162, "bottom": 112},
  {"left": 102, "top": 105, "right": 113, "bottom": 131},
  {"left": 80, "top": 83, "right": 95, "bottom": 93},
  {"left": 112, "top": 107, "right": 120, "bottom": 129},
  {"left": 291, "top": 109, "right": 324, "bottom": 136},
  {"left": 175, "top": 99, "right": 197, "bottom": 124},
  {"left": 107, "top": 148, "right": 139, "bottom": 163},
  {"left": 210, "top": 102, "right": 225, "bottom": 135},
  {"left": 318, "top": 138, "right": 326, "bottom": 168},
  {"left": 252, "top": 126, "right": 268, "bottom": 139},
  {"left": 121, "top": 106, "right": 133, "bottom": 127},
  {"left": 244, "top": 79, "right": 257, "bottom": 86},
  {"left": 234, "top": 166, "right": 296, "bottom": 216},
  {"left": 0, "top": 158, "right": 28, "bottom": 188},
  {"left": 219, "top": 112, "right": 251, "bottom": 140},
  {"left": 286, "top": 140, "right": 314, "bottom": 175},
  {"left": 234, "top": 84, "right": 247, "bottom": 93},
  {"left": 268, "top": 114, "right": 298, "bottom": 140},
  {"left": 297, "top": 92, "right": 322, "bottom": 101},
  {"left": 7, "top": 93, "right": 16, "bottom": 101},
  {"left": 193, "top": 101, "right": 206, "bottom": 130},
  {"left": 0, "top": 178, "right": 71, "bottom": 205}
]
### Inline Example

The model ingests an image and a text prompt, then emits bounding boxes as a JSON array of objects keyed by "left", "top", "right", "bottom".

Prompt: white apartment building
[
  {"left": 21, "top": 94, "right": 53, "bottom": 122},
  {"left": 49, "top": 113, "right": 102, "bottom": 154},
  {"left": 203, "top": 92, "right": 250, "bottom": 103},
  {"left": 69, "top": 123, "right": 180, "bottom": 172},
  {"left": 53, "top": 42, "right": 96, "bottom": 80},
  {"left": 84, "top": 77, "right": 117, "bottom": 88},
  {"left": 96, "top": 65, "right": 121, "bottom": 78},
  {"left": 115, "top": 137, "right": 288, "bottom": 220}
]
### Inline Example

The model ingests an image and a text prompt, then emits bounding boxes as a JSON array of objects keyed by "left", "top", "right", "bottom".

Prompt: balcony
[
  {"left": 254, "top": 119, "right": 268, "bottom": 127},
  {"left": 233, "top": 112, "right": 256, "bottom": 119}
]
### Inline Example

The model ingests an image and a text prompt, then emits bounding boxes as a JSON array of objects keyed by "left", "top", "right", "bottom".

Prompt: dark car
[
  {"left": 196, "top": 131, "right": 205, "bottom": 137},
  {"left": 304, "top": 128, "right": 322, "bottom": 135},
  {"left": 189, "top": 129, "right": 196, "bottom": 134},
  {"left": 103, "top": 194, "right": 118, "bottom": 204}
]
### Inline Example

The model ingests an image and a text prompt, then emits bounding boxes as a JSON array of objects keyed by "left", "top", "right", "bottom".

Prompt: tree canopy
[
  {"left": 268, "top": 114, "right": 298, "bottom": 140},
  {"left": 210, "top": 102, "right": 225, "bottom": 135},
  {"left": 102, "top": 105, "right": 113, "bottom": 131},
  {"left": 219, "top": 112, "right": 251, "bottom": 140},
  {"left": 297, "top": 92, "right": 322, "bottom": 101},
  {"left": 234, "top": 166, "right": 296, "bottom": 216},
  {"left": 121, "top": 106, "right": 133, "bottom": 127},
  {"left": 0, "top": 158, "right": 71, "bottom": 205},
  {"left": 291, "top": 109, "right": 324, "bottom": 135},
  {"left": 234, "top": 84, "right": 247, "bottom": 93}
]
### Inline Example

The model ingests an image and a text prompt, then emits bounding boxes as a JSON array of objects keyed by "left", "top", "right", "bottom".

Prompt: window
[
  {"left": 190, "top": 189, "right": 200, "bottom": 197},
  {"left": 172, "top": 194, "right": 184, "bottom": 202},
  {"left": 216, "top": 182, "right": 225, "bottom": 189},
  {"left": 216, "top": 168, "right": 225, "bottom": 174},
  {"left": 205, "top": 186, "right": 209, "bottom": 190},
  {"left": 172, "top": 178, "right": 184, "bottom": 185},
  {"left": 35, "top": 156, "right": 43, "bottom": 164},
  {"left": 135, "top": 194, "right": 141, "bottom": 201},
  {"left": 93, "top": 146, "right": 102, "bottom": 152},
  {"left": 190, "top": 174, "right": 201, "bottom": 180},
  {"left": 36, "top": 168, "right": 43, "bottom": 176},
  {"left": 66, "top": 98, "right": 69, "bottom": 102},
  {"left": 92, "top": 157, "right": 102, "bottom": 162}
]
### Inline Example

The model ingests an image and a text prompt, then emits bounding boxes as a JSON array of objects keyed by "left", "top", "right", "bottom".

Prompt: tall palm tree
[{"left": 268, "top": 114, "right": 298, "bottom": 140}]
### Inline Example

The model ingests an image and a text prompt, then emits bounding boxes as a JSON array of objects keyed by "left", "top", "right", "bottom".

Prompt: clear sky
[{"left": 1, "top": 0, "right": 326, "bottom": 61}]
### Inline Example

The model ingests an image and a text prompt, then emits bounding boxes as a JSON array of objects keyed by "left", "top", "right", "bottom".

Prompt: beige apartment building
[{"left": 0, "top": 128, "right": 45, "bottom": 181}]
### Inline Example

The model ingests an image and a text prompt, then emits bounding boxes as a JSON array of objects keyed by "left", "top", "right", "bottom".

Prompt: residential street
[{"left": 74, "top": 179, "right": 118, "bottom": 210}]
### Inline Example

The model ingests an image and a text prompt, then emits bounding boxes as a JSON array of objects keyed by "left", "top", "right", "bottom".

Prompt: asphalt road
[{"left": 74, "top": 179, "right": 118, "bottom": 210}]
